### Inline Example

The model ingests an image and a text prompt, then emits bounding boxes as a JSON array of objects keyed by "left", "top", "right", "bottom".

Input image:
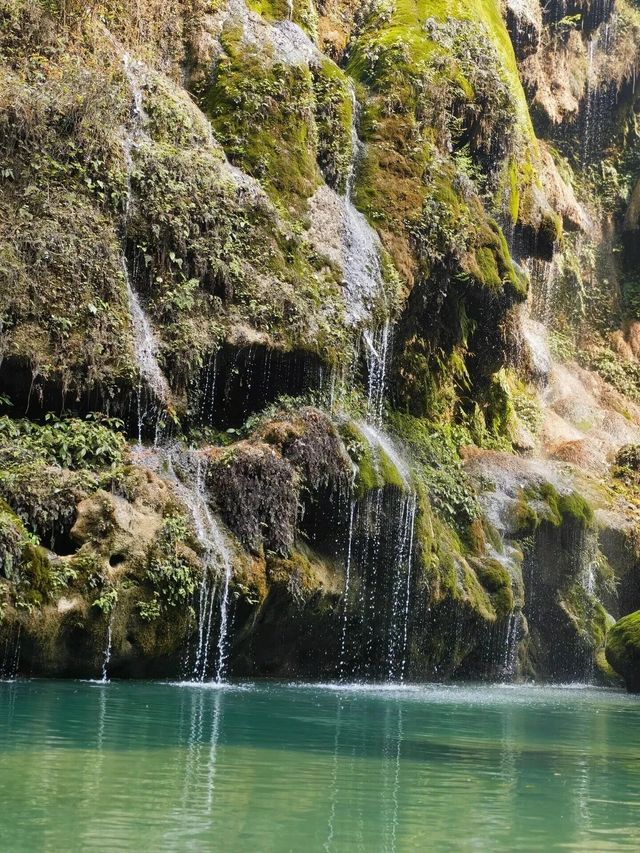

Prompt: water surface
[{"left": 1, "top": 680, "right": 639, "bottom": 851}]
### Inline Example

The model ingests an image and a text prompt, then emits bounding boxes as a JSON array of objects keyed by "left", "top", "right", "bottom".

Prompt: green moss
[
  {"left": 473, "top": 247, "right": 502, "bottom": 289},
  {"left": 356, "top": 448, "right": 380, "bottom": 496},
  {"left": 557, "top": 492, "right": 594, "bottom": 527},
  {"left": 21, "top": 542, "right": 52, "bottom": 602},
  {"left": 377, "top": 448, "right": 405, "bottom": 490},
  {"left": 606, "top": 610, "right": 640, "bottom": 692},
  {"left": 388, "top": 412, "right": 479, "bottom": 529},
  {"left": 508, "top": 159, "right": 520, "bottom": 224},
  {"left": 345, "top": 0, "right": 536, "bottom": 281},
  {"left": 512, "top": 494, "right": 540, "bottom": 536},
  {"left": 247, "top": 0, "right": 318, "bottom": 37},
  {"left": 267, "top": 548, "right": 335, "bottom": 599},
  {"left": 340, "top": 422, "right": 406, "bottom": 496},
  {"left": 474, "top": 557, "right": 514, "bottom": 616},
  {"left": 463, "top": 219, "right": 528, "bottom": 299},
  {"left": 204, "top": 28, "right": 320, "bottom": 213},
  {"left": 515, "top": 483, "right": 594, "bottom": 535},
  {"left": 312, "top": 59, "right": 354, "bottom": 193}
]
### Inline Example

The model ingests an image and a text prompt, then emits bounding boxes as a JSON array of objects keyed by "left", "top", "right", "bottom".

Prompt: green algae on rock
[{"left": 606, "top": 611, "right": 640, "bottom": 693}]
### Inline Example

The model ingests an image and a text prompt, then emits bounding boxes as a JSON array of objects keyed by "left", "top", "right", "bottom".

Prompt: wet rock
[
  {"left": 506, "top": 0, "right": 542, "bottom": 60},
  {"left": 606, "top": 611, "right": 640, "bottom": 692}
]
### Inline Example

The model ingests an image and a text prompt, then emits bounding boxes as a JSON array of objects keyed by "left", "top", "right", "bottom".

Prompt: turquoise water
[{"left": 1, "top": 680, "right": 639, "bottom": 851}]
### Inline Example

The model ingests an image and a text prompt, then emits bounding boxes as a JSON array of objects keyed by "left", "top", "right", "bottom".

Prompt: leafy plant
[
  {"left": 93, "top": 586, "right": 118, "bottom": 615},
  {"left": 146, "top": 514, "right": 199, "bottom": 610},
  {"left": 0, "top": 413, "right": 126, "bottom": 470}
]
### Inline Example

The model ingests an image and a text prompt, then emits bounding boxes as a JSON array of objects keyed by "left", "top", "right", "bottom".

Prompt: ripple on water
[{"left": 0, "top": 679, "right": 639, "bottom": 852}]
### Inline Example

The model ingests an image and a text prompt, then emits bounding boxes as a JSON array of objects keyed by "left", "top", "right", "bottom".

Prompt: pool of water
[{"left": 1, "top": 680, "right": 639, "bottom": 851}]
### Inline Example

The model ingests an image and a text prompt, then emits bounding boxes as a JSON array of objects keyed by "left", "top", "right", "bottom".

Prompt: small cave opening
[
  {"left": 42, "top": 521, "right": 80, "bottom": 558},
  {"left": 188, "top": 343, "right": 329, "bottom": 430},
  {"left": 0, "top": 356, "right": 173, "bottom": 445},
  {"left": 109, "top": 553, "right": 127, "bottom": 568},
  {"left": 0, "top": 357, "right": 124, "bottom": 421}
]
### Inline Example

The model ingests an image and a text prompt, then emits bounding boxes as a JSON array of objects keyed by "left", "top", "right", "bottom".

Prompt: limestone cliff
[{"left": 2, "top": 0, "right": 640, "bottom": 688}]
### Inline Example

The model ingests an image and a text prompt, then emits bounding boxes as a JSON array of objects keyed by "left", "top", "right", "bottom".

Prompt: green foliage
[
  {"left": 615, "top": 444, "right": 640, "bottom": 471},
  {"left": 555, "top": 14, "right": 582, "bottom": 29},
  {"left": 137, "top": 598, "right": 161, "bottom": 622},
  {"left": 146, "top": 514, "right": 199, "bottom": 610},
  {"left": 0, "top": 414, "right": 125, "bottom": 470},
  {"left": 311, "top": 60, "right": 353, "bottom": 194},
  {"left": 93, "top": 586, "right": 118, "bottom": 615},
  {"left": 387, "top": 412, "right": 479, "bottom": 529},
  {"left": 510, "top": 380, "right": 542, "bottom": 437},
  {"left": 578, "top": 347, "right": 640, "bottom": 403},
  {"left": 548, "top": 329, "right": 576, "bottom": 362}
]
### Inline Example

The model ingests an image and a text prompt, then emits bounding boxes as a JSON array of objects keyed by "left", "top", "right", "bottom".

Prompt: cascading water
[
  {"left": 307, "top": 84, "right": 388, "bottom": 330},
  {"left": 124, "top": 261, "right": 171, "bottom": 439},
  {"left": 526, "top": 257, "right": 559, "bottom": 327},
  {"left": 363, "top": 323, "right": 392, "bottom": 426},
  {"left": 152, "top": 449, "right": 234, "bottom": 683},
  {"left": 580, "top": 2, "right": 617, "bottom": 165},
  {"left": 386, "top": 494, "right": 418, "bottom": 681},
  {"left": 100, "top": 613, "right": 114, "bottom": 683},
  {"left": 501, "top": 612, "right": 521, "bottom": 680},
  {"left": 0, "top": 625, "right": 21, "bottom": 680},
  {"left": 338, "top": 424, "right": 417, "bottom": 682},
  {"left": 120, "top": 53, "right": 171, "bottom": 437},
  {"left": 323, "top": 85, "right": 418, "bottom": 682},
  {"left": 338, "top": 500, "right": 356, "bottom": 679}
]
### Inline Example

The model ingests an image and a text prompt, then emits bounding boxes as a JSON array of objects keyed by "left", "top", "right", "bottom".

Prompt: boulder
[{"left": 606, "top": 611, "right": 640, "bottom": 692}]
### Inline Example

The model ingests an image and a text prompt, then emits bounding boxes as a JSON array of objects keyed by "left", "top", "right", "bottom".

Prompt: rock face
[
  {"left": 506, "top": 0, "right": 542, "bottom": 60},
  {"left": 606, "top": 612, "right": 640, "bottom": 692},
  {"left": 2, "top": 0, "right": 640, "bottom": 683}
]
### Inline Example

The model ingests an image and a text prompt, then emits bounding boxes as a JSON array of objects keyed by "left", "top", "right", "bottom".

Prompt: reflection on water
[{"left": 1, "top": 680, "right": 640, "bottom": 851}]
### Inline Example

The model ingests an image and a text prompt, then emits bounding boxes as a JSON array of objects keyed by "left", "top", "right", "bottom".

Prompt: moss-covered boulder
[{"left": 606, "top": 611, "right": 640, "bottom": 693}]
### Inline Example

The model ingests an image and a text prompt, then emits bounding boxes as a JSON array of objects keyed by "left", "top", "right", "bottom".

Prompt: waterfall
[
  {"left": 357, "top": 421, "right": 410, "bottom": 487},
  {"left": 386, "top": 493, "right": 417, "bottom": 681},
  {"left": 583, "top": 38, "right": 597, "bottom": 165},
  {"left": 118, "top": 49, "right": 234, "bottom": 677},
  {"left": 501, "top": 612, "right": 521, "bottom": 681},
  {"left": 338, "top": 500, "right": 356, "bottom": 680},
  {"left": 341, "top": 89, "right": 387, "bottom": 326},
  {"left": 120, "top": 53, "right": 171, "bottom": 434},
  {"left": 339, "top": 425, "right": 417, "bottom": 682},
  {"left": 0, "top": 625, "right": 21, "bottom": 680},
  {"left": 155, "top": 450, "right": 234, "bottom": 683},
  {"left": 124, "top": 262, "right": 171, "bottom": 434},
  {"left": 100, "top": 613, "right": 114, "bottom": 683},
  {"left": 526, "top": 257, "right": 558, "bottom": 326},
  {"left": 581, "top": 4, "right": 617, "bottom": 165},
  {"left": 130, "top": 444, "right": 234, "bottom": 682},
  {"left": 363, "top": 323, "right": 392, "bottom": 425}
]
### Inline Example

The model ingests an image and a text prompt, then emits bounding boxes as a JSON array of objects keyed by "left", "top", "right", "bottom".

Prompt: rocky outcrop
[
  {"left": 3, "top": 0, "right": 640, "bottom": 685},
  {"left": 606, "top": 611, "right": 640, "bottom": 692}
]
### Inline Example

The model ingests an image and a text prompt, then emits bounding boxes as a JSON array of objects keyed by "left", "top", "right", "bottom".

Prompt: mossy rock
[
  {"left": 615, "top": 444, "right": 640, "bottom": 471},
  {"left": 340, "top": 421, "right": 406, "bottom": 497},
  {"left": 514, "top": 483, "right": 594, "bottom": 535},
  {"left": 606, "top": 611, "right": 640, "bottom": 693},
  {"left": 473, "top": 557, "right": 514, "bottom": 617}
]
